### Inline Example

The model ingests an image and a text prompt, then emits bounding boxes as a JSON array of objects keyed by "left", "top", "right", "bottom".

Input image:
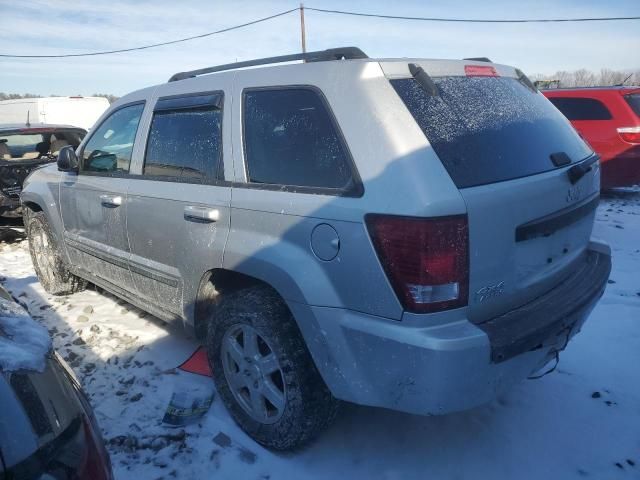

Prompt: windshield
[
  {"left": 391, "top": 76, "right": 593, "bottom": 188},
  {"left": 0, "top": 129, "right": 85, "bottom": 161}
]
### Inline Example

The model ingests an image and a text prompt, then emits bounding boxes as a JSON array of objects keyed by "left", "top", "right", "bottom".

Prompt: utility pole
[{"left": 299, "top": 3, "right": 306, "bottom": 54}]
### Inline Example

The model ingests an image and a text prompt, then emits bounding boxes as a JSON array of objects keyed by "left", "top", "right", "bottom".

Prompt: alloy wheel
[{"left": 221, "top": 324, "right": 286, "bottom": 424}]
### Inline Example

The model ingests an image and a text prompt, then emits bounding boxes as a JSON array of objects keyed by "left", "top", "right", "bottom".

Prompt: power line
[
  {"left": 1, "top": 5, "right": 638, "bottom": 59},
  {"left": 306, "top": 6, "right": 640, "bottom": 23},
  {"left": 0, "top": 8, "right": 298, "bottom": 58}
]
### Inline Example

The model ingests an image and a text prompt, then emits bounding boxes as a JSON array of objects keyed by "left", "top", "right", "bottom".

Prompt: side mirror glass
[{"left": 57, "top": 146, "right": 79, "bottom": 172}]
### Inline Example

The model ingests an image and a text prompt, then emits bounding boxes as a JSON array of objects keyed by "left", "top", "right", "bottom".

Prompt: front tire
[
  {"left": 207, "top": 286, "right": 339, "bottom": 450},
  {"left": 25, "top": 209, "right": 87, "bottom": 295}
]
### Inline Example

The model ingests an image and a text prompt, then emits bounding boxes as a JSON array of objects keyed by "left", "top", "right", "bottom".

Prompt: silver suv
[{"left": 21, "top": 48, "right": 611, "bottom": 450}]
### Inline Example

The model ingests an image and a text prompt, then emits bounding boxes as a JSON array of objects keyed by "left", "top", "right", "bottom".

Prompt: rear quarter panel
[{"left": 225, "top": 60, "right": 466, "bottom": 320}]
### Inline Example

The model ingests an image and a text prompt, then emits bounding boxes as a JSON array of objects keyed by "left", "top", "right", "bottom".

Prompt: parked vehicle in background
[
  {"left": 0, "top": 124, "right": 86, "bottom": 217},
  {"left": 0, "top": 285, "right": 113, "bottom": 480},
  {"left": 22, "top": 47, "right": 611, "bottom": 450},
  {"left": 543, "top": 86, "right": 640, "bottom": 189},
  {"left": 0, "top": 96, "right": 109, "bottom": 130}
]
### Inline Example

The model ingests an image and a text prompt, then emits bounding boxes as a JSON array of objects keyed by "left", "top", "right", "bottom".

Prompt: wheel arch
[
  {"left": 21, "top": 189, "right": 70, "bottom": 265},
  {"left": 21, "top": 200, "right": 43, "bottom": 213},
  {"left": 193, "top": 268, "right": 285, "bottom": 340}
]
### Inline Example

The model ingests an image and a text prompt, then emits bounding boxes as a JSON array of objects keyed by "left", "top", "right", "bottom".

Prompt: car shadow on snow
[
  {"left": 2, "top": 155, "right": 638, "bottom": 478},
  {"left": 0, "top": 268, "right": 210, "bottom": 476},
  {"left": 2, "top": 246, "right": 636, "bottom": 479}
]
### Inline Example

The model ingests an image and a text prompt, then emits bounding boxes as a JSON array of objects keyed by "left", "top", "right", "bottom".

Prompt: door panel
[
  {"left": 126, "top": 183, "right": 231, "bottom": 315},
  {"left": 60, "top": 174, "right": 133, "bottom": 289},
  {"left": 124, "top": 89, "right": 232, "bottom": 318},
  {"left": 59, "top": 101, "right": 145, "bottom": 291}
]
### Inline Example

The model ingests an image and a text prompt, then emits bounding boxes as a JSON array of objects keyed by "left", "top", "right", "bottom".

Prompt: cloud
[{"left": 0, "top": 0, "right": 638, "bottom": 95}]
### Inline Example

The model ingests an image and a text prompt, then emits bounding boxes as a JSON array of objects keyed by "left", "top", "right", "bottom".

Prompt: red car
[{"left": 543, "top": 86, "right": 640, "bottom": 189}]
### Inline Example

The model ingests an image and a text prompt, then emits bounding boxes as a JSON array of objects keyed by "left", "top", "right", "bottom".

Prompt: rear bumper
[
  {"left": 476, "top": 243, "right": 611, "bottom": 363},
  {"left": 601, "top": 148, "right": 640, "bottom": 189},
  {"left": 290, "top": 241, "right": 611, "bottom": 415}
]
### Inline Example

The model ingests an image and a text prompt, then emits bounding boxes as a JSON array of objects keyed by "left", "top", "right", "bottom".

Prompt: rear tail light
[
  {"left": 80, "top": 415, "right": 113, "bottom": 480},
  {"left": 366, "top": 214, "right": 469, "bottom": 313},
  {"left": 617, "top": 126, "right": 640, "bottom": 144}
]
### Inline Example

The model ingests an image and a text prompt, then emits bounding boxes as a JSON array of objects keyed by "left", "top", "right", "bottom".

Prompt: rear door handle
[
  {"left": 184, "top": 205, "right": 219, "bottom": 223},
  {"left": 100, "top": 194, "right": 122, "bottom": 207}
]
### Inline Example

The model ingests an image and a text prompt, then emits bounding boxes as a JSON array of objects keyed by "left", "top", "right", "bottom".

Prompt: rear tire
[
  {"left": 25, "top": 209, "right": 87, "bottom": 295},
  {"left": 207, "top": 285, "right": 339, "bottom": 450}
]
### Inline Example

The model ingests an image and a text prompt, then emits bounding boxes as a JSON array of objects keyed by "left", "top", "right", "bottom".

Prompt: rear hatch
[{"left": 388, "top": 61, "right": 599, "bottom": 323}]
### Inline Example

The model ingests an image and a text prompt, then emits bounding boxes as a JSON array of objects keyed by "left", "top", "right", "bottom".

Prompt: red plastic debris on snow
[{"left": 178, "top": 346, "right": 212, "bottom": 377}]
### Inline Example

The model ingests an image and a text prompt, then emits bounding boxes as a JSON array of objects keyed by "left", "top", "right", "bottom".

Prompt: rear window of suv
[
  {"left": 392, "top": 76, "right": 593, "bottom": 189},
  {"left": 625, "top": 93, "right": 640, "bottom": 117},
  {"left": 547, "top": 97, "right": 613, "bottom": 120}
]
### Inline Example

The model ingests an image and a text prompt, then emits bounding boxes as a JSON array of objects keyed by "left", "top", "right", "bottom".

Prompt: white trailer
[{"left": 0, "top": 96, "right": 109, "bottom": 130}]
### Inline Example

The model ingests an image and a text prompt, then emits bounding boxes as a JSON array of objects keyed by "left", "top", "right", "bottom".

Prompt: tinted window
[
  {"left": 0, "top": 129, "right": 85, "bottom": 160},
  {"left": 0, "top": 134, "right": 43, "bottom": 159},
  {"left": 547, "top": 97, "right": 613, "bottom": 120},
  {"left": 82, "top": 103, "right": 144, "bottom": 173},
  {"left": 625, "top": 93, "right": 640, "bottom": 118},
  {"left": 144, "top": 106, "right": 222, "bottom": 181},
  {"left": 243, "top": 88, "right": 355, "bottom": 191},
  {"left": 392, "top": 77, "right": 593, "bottom": 188}
]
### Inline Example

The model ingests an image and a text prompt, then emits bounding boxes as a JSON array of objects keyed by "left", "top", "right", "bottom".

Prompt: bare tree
[
  {"left": 92, "top": 93, "right": 119, "bottom": 104},
  {"left": 532, "top": 68, "right": 640, "bottom": 88},
  {"left": 0, "top": 93, "right": 43, "bottom": 101},
  {"left": 0, "top": 93, "right": 119, "bottom": 103},
  {"left": 573, "top": 69, "right": 596, "bottom": 87}
]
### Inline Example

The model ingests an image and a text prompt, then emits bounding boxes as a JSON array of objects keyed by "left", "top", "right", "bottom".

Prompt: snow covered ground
[{"left": 0, "top": 192, "right": 639, "bottom": 480}]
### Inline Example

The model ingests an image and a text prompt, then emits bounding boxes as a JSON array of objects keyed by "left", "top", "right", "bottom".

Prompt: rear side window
[
  {"left": 144, "top": 95, "right": 223, "bottom": 182},
  {"left": 392, "top": 76, "right": 593, "bottom": 188},
  {"left": 547, "top": 97, "right": 613, "bottom": 120},
  {"left": 82, "top": 103, "right": 144, "bottom": 173},
  {"left": 243, "top": 88, "right": 357, "bottom": 193},
  {"left": 625, "top": 93, "right": 640, "bottom": 117}
]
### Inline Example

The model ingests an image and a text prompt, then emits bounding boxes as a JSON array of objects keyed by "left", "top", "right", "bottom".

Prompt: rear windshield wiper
[
  {"left": 550, "top": 152, "right": 599, "bottom": 184},
  {"left": 408, "top": 63, "right": 439, "bottom": 96},
  {"left": 515, "top": 68, "right": 537, "bottom": 92},
  {"left": 567, "top": 156, "right": 599, "bottom": 184}
]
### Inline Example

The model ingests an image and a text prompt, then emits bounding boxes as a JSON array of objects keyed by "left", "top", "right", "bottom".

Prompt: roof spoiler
[{"left": 463, "top": 57, "right": 492, "bottom": 63}]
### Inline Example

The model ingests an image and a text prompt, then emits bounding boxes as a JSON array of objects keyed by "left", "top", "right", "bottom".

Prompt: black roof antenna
[
  {"left": 616, "top": 73, "right": 633, "bottom": 86},
  {"left": 26, "top": 110, "right": 31, "bottom": 127}
]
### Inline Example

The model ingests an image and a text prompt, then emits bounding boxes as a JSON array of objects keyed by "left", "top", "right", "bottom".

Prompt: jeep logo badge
[{"left": 566, "top": 184, "right": 583, "bottom": 203}]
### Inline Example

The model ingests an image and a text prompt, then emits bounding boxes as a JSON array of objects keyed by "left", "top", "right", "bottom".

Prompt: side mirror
[{"left": 57, "top": 146, "right": 79, "bottom": 172}]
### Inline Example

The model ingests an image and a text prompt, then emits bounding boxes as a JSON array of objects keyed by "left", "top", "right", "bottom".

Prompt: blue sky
[{"left": 0, "top": 0, "right": 638, "bottom": 96}]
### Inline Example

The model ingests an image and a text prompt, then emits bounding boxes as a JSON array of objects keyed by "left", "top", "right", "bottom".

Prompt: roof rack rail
[
  {"left": 463, "top": 57, "right": 492, "bottom": 62},
  {"left": 169, "top": 47, "right": 368, "bottom": 82}
]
